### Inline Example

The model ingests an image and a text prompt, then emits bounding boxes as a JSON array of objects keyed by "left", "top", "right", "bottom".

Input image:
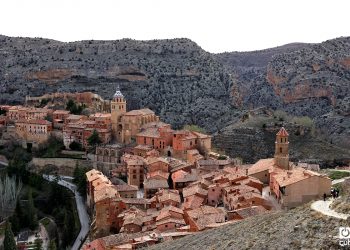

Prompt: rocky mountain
[
  {"left": 0, "top": 35, "right": 237, "bottom": 132},
  {"left": 215, "top": 37, "right": 350, "bottom": 162},
  {"left": 0, "top": 35, "right": 349, "bottom": 163}
]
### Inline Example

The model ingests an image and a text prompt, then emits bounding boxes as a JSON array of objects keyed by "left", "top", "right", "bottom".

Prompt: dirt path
[{"left": 311, "top": 199, "right": 349, "bottom": 220}]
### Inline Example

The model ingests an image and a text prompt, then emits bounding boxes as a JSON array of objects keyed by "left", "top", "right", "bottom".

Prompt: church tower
[
  {"left": 274, "top": 127, "right": 290, "bottom": 170},
  {"left": 111, "top": 86, "right": 126, "bottom": 142}
]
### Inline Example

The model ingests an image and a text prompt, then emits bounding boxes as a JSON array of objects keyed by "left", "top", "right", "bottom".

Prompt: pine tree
[
  {"left": 27, "top": 188, "right": 38, "bottom": 230},
  {"left": 4, "top": 222, "right": 17, "bottom": 250},
  {"left": 87, "top": 129, "right": 101, "bottom": 147}
]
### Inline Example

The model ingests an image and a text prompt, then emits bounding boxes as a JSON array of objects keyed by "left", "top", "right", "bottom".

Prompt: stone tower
[
  {"left": 274, "top": 127, "right": 290, "bottom": 170},
  {"left": 111, "top": 86, "right": 126, "bottom": 142}
]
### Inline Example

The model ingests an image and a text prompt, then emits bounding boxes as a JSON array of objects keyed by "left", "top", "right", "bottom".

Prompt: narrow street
[{"left": 43, "top": 175, "right": 90, "bottom": 250}]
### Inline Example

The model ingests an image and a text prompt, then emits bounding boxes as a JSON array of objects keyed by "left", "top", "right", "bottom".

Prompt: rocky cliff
[
  {"left": 0, "top": 35, "right": 349, "bottom": 163},
  {"left": 0, "top": 35, "right": 236, "bottom": 132},
  {"left": 215, "top": 38, "right": 350, "bottom": 161}
]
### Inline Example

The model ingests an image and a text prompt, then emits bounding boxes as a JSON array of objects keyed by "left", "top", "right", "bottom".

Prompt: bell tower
[
  {"left": 111, "top": 86, "right": 126, "bottom": 142},
  {"left": 274, "top": 127, "right": 290, "bottom": 170}
]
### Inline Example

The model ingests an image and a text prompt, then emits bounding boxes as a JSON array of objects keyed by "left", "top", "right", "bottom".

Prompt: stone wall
[{"left": 29, "top": 157, "right": 92, "bottom": 176}]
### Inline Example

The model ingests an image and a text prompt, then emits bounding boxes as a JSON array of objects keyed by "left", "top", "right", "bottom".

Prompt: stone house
[
  {"left": 270, "top": 167, "right": 331, "bottom": 209},
  {"left": 184, "top": 206, "right": 226, "bottom": 232},
  {"left": 182, "top": 184, "right": 208, "bottom": 210},
  {"left": 172, "top": 169, "right": 198, "bottom": 192},
  {"left": 15, "top": 119, "right": 52, "bottom": 148},
  {"left": 155, "top": 206, "right": 185, "bottom": 232},
  {"left": 52, "top": 110, "right": 70, "bottom": 129},
  {"left": 123, "top": 154, "right": 145, "bottom": 188},
  {"left": 115, "top": 184, "right": 138, "bottom": 199},
  {"left": 144, "top": 179, "right": 169, "bottom": 199}
]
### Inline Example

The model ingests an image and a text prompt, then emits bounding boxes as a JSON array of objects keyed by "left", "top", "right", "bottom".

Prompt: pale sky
[{"left": 1, "top": 0, "right": 350, "bottom": 53}]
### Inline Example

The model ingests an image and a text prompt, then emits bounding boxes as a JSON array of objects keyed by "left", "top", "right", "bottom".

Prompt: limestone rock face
[
  {"left": 0, "top": 36, "right": 236, "bottom": 133},
  {"left": 215, "top": 38, "right": 350, "bottom": 155}
]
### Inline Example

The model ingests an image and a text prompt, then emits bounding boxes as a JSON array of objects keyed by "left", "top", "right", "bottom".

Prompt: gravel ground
[{"left": 148, "top": 204, "right": 348, "bottom": 250}]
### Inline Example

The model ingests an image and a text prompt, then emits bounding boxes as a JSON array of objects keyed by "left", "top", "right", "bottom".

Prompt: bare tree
[{"left": 0, "top": 175, "right": 22, "bottom": 221}]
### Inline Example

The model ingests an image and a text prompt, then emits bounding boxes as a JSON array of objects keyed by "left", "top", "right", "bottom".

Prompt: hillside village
[{"left": 0, "top": 88, "right": 335, "bottom": 249}]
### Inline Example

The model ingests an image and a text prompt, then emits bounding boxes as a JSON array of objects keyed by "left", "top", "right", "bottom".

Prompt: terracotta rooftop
[
  {"left": 136, "top": 127, "right": 161, "bottom": 138},
  {"left": 186, "top": 205, "right": 226, "bottom": 231},
  {"left": 248, "top": 158, "right": 275, "bottom": 175},
  {"left": 53, "top": 110, "right": 70, "bottom": 114},
  {"left": 86, "top": 169, "right": 104, "bottom": 182},
  {"left": 124, "top": 108, "right": 154, "bottom": 116},
  {"left": 123, "top": 154, "right": 145, "bottom": 166},
  {"left": 169, "top": 159, "right": 192, "bottom": 173},
  {"left": 157, "top": 189, "right": 181, "bottom": 204},
  {"left": 146, "top": 157, "right": 169, "bottom": 165},
  {"left": 274, "top": 167, "right": 329, "bottom": 187},
  {"left": 66, "top": 114, "right": 85, "bottom": 120},
  {"left": 276, "top": 127, "right": 289, "bottom": 137},
  {"left": 143, "top": 178, "right": 169, "bottom": 190},
  {"left": 121, "top": 198, "right": 150, "bottom": 205},
  {"left": 183, "top": 184, "right": 208, "bottom": 198},
  {"left": 115, "top": 184, "right": 139, "bottom": 192},
  {"left": 183, "top": 195, "right": 205, "bottom": 210},
  {"left": 155, "top": 218, "right": 186, "bottom": 226},
  {"left": 122, "top": 213, "right": 144, "bottom": 227},
  {"left": 232, "top": 205, "right": 267, "bottom": 219},
  {"left": 172, "top": 170, "right": 198, "bottom": 183},
  {"left": 94, "top": 185, "right": 120, "bottom": 203},
  {"left": 147, "top": 170, "right": 170, "bottom": 180}
]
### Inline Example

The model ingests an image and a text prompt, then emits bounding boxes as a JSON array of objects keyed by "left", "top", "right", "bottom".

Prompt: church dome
[{"left": 113, "top": 86, "right": 124, "bottom": 98}]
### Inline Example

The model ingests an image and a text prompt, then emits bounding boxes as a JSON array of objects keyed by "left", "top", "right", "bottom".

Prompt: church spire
[{"left": 274, "top": 127, "right": 290, "bottom": 170}]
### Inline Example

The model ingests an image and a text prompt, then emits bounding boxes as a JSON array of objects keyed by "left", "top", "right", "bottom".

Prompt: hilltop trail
[
  {"left": 310, "top": 177, "right": 350, "bottom": 220},
  {"left": 311, "top": 199, "right": 349, "bottom": 220}
]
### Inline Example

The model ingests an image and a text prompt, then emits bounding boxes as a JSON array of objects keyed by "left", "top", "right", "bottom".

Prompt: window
[
  {"left": 165, "top": 225, "right": 168, "bottom": 228},
  {"left": 133, "top": 175, "right": 136, "bottom": 179},
  {"left": 281, "top": 138, "right": 282, "bottom": 143},
  {"left": 280, "top": 147, "right": 282, "bottom": 153},
  {"left": 133, "top": 170, "right": 136, "bottom": 174}
]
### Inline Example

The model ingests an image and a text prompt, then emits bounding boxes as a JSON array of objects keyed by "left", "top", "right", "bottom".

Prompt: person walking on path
[{"left": 323, "top": 193, "right": 327, "bottom": 201}]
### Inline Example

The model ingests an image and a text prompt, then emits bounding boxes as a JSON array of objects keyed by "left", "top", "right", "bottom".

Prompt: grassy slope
[{"left": 149, "top": 205, "right": 345, "bottom": 250}]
